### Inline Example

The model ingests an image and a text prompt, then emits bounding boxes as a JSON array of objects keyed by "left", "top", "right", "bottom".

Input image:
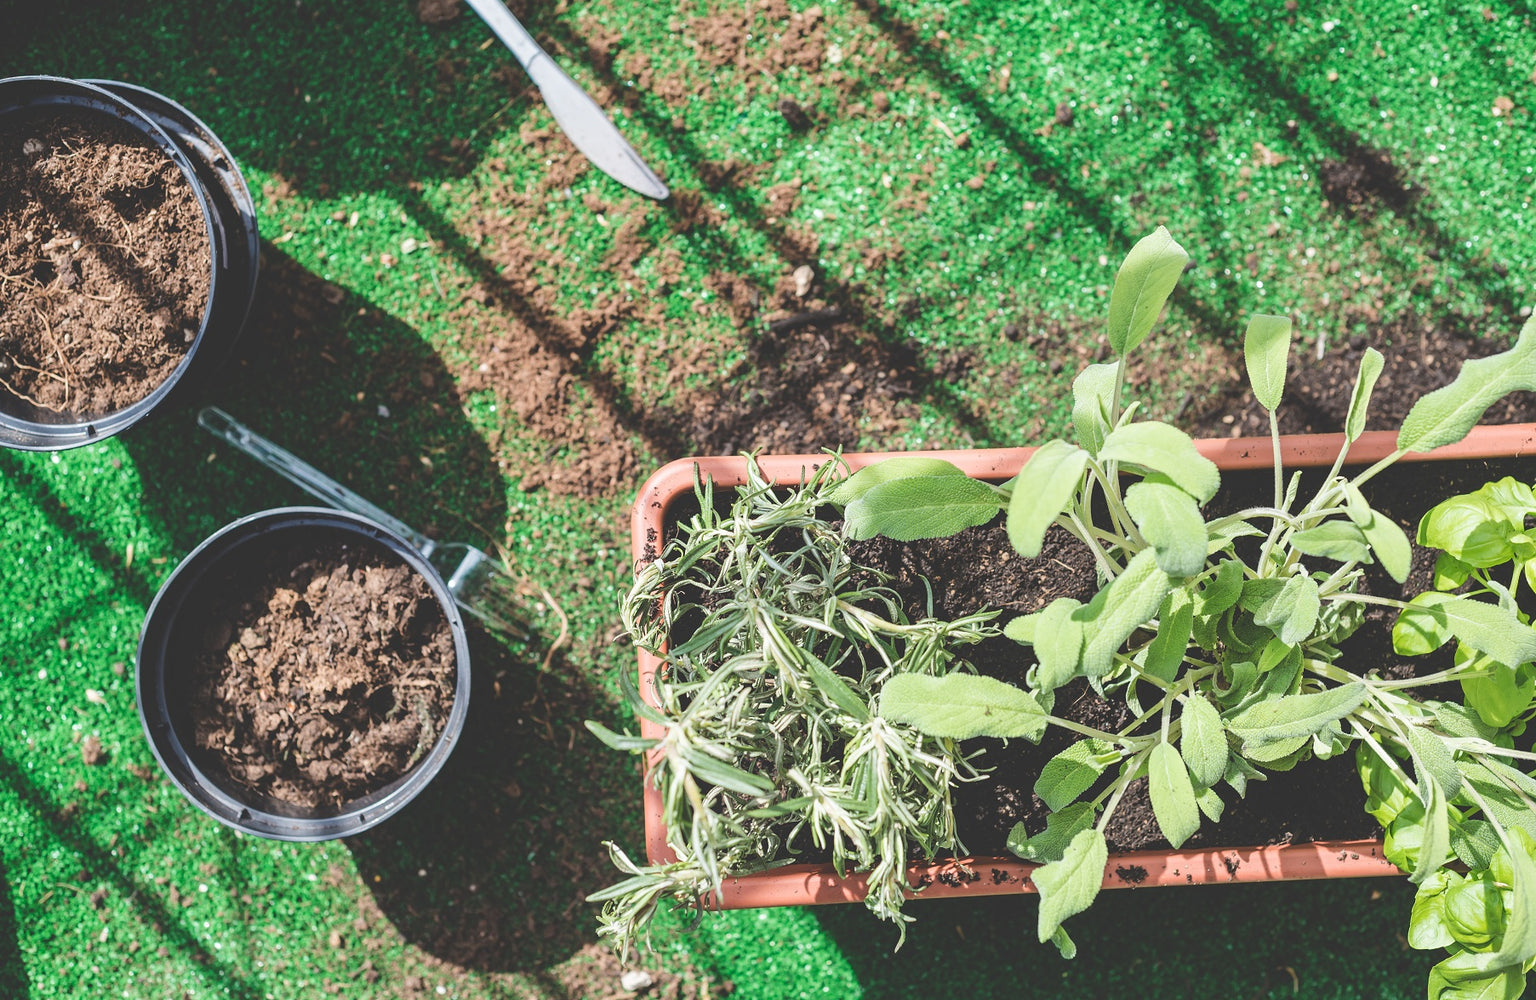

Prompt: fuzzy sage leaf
[
  {"left": 1033, "top": 828, "right": 1108, "bottom": 945},
  {"left": 1007, "top": 440, "right": 1088, "bottom": 558},
  {"left": 844, "top": 475, "right": 1003, "bottom": 541},
  {"left": 1106, "top": 226, "right": 1189, "bottom": 356},
  {"left": 1244, "top": 313, "right": 1293, "bottom": 412},
  {"left": 1346, "top": 347, "right": 1385, "bottom": 442},
  {"left": 1179, "top": 695, "right": 1229, "bottom": 788},
  {"left": 831, "top": 457, "right": 968, "bottom": 506},
  {"left": 1225, "top": 683, "right": 1368, "bottom": 750},
  {"left": 1125, "top": 481, "right": 1208, "bottom": 577},
  {"left": 1148, "top": 741, "right": 1200, "bottom": 848},
  {"left": 880, "top": 674, "right": 1047, "bottom": 741},
  {"left": 1393, "top": 592, "right": 1536, "bottom": 667},
  {"left": 1098, "top": 422, "right": 1220, "bottom": 503},
  {"left": 1072, "top": 363, "right": 1118, "bottom": 455},
  {"left": 1398, "top": 314, "right": 1536, "bottom": 453}
]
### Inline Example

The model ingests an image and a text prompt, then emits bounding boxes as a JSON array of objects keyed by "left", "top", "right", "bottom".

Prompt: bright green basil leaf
[
  {"left": 1225, "top": 683, "right": 1368, "bottom": 749},
  {"left": 1394, "top": 593, "right": 1536, "bottom": 668},
  {"left": 1072, "top": 362, "right": 1119, "bottom": 456},
  {"left": 1444, "top": 872, "right": 1505, "bottom": 949},
  {"left": 1482, "top": 477, "right": 1536, "bottom": 519},
  {"left": 1398, "top": 313, "right": 1536, "bottom": 453},
  {"left": 1035, "top": 739, "right": 1121, "bottom": 812},
  {"left": 1079, "top": 549, "right": 1174, "bottom": 677},
  {"left": 1405, "top": 724, "right": 1463, "bottom": 799},
  {"left": 1461, "top": 653, "right": 1536, "bottom": 731},
  {"left": 1007, "top": 440, "right": 1089, "bottom": 558},
  {"left": 844, "top": 475, "right": 1004, "bottom": 541},
  {"left": 1033, "top": 827, "right": 1108, "bottom": 945},
  {"left": 1346, "top": 347, "right": 1386, "bottom": 442},
  {"left": 880, "top": 674, "right": 1047, "bottom": 741},
  {"left": 1244, "top": 313, "right": 1293, "bottom": 412},
  {"left": 1434, "top": 552, "right": 1475, "bottom": 591},
  {"left": 1292, "top": 520, "right": 1373, "bottom": 564},
  {"left": 1106, "top": 226, "right": 1189, "bottom": 356},
  {"left": 1248, "top": 573, "right": 1320, "bottom": 646},
  {"left": 1409, "top": 869, "right": 1457, "bottom": 950},
  {"left": 1126, "top": 481, "right": 1208, "bottom": 577},
  {"left": 1009, "top": 802, "right": 1098, "bottom": 864},
  {"left": 1148, "top": 741, "right": 1200, "bottom": 848},
  {"left": 1099, "top": 422, "right": 1220, "bottom": 503},
  {"left": 1460, "top": 826, "right": 1536, "bottom": 977},
  {"left": 1033, "top": 598, "right": 1087, "bottom": 695},
  {"left": 1358, "top": 743, "right": 1415, "bottom": 826},
  {"left": 1419, "top": 494, "right": 1516, "bottom": 568},
  {"left": 1179, "top": 694, "right": 1229, "bottom": 788},
  {"left": 830, "top": 457, "right": 968, "bottom": 506},
  {"left": 1143, "top": 594, "right": 1194, "bottom": 684},
  {"left": 1425, "top": 959, "right": 1524, "bottom": 1000}
]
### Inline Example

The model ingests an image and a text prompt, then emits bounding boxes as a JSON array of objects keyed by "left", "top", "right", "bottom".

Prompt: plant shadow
[
  {"left": 346, "top": 625, "right": 637, "bottom": 973},
  {"left": 809, "top": 877, "right": 1434, "bottom": 999},
  {"left": 0, "top": 862, "right": 25, "bottom": 1000}
]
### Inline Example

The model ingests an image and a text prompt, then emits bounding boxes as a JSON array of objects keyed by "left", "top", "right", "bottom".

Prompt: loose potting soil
[
  {"left": 0, "top": 107, "right": 208, "bottom": 418},
  {"left": 185, "top": 538, "right": 457, "bottom": 811}
]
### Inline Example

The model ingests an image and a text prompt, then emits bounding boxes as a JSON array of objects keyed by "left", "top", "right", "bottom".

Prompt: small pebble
[{"left": 619, "top": 970, "right": 654, "bottom": 993}]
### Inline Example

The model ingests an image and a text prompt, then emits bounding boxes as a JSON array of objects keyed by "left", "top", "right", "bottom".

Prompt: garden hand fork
[{"left": 197, "top": 406, "right": 531, "bottom": 640}]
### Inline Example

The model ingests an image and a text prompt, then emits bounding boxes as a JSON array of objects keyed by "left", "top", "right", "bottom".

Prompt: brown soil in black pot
[
  {"left": 0, "top": 106, "right": 209, "bottom": 418},
  {"left": 185, "top": 536, "right": 458, "bottom": 811}
]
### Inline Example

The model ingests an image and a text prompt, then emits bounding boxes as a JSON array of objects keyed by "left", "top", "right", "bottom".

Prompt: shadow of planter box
[{"left": 627, "top": 423, "right": 1536, "bottom": 908}]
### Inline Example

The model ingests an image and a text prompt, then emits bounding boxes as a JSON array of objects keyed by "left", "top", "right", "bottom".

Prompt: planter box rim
[{"left": 628, "top": 422, "right": 1536, "bottom": 908}]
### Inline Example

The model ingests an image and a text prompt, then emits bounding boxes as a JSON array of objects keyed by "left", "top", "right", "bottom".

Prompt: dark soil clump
[
  {"left": 0, "top": 107, "right": 209, "bottom": 418},
  {"left": 186, "top": 537, "right": 457, "bottom": 810}
]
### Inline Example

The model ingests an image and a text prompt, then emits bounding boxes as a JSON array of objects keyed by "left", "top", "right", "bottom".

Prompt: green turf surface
[{"left": 5, "top": 0, "right": 1536, "bottom": 996}]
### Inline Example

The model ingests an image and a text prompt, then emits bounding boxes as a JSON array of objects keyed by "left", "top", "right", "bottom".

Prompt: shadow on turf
[
  {"left": 0, "top": 862, "right": 26, "bottom": 999},
  {"left": 806, "top": 878, "right": 1435, "bottom": 999},
  {"left": 346, "top": 624, "right": 635, "bottom": 974}
]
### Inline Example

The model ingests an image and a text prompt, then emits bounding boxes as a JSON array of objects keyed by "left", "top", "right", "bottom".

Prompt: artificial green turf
[{"left": 5, "top": 0, "right": 1536, "bottom": 997}]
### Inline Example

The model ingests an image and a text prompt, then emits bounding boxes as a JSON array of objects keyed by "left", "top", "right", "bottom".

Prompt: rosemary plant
[{"left": 588, "top": 458, "right": 996, "bottom": 958}]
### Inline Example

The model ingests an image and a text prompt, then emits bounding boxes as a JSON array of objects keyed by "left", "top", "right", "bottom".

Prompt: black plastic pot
[
  {"left": 136, "top": 508, "right": 472, "bottom": 841},
  {"left": 0, "top": 75, "right": 260, "bottom": 451}
]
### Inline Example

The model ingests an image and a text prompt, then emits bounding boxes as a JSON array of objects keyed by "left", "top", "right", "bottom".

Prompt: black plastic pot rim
[
  {"left": 136, "top": 507, "right": 472, "bottom": 842},
  {"left": 0, "top": 75, "right": 257, "bottom": 451}
]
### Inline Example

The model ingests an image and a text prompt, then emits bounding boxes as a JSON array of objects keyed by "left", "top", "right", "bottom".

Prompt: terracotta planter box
[{"left": 628, "top": 423, "right": 1536, "bottom": 909}]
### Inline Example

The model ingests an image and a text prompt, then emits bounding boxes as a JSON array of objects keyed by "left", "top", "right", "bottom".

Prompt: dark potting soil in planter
[
  {"left": 184, "top": 537, "right": 457, "bottom": 811},
  {"left": 0, "top": 107, "right": 209, "bottom": 418},
  {"left": 848, "top": 455, "right": 1535, "bottom": 857}
]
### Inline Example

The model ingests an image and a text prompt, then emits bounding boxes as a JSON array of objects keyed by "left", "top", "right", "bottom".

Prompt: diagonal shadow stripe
[
  {"left": 0, "top": 751, "right": 264, "bottom": 1000},
  {"left": 0, "top": 451, "right": 154, "bottom": 609}
]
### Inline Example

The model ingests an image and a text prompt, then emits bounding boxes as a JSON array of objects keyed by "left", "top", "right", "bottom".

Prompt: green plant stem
[
  {"left": 1350, "top": 448, "right": 1409, "bottom": 492},
  {"left": 1066, "top": 509, "right": 1125, "bottom": 578},
  {"left": 1095, "top": 749, "right": 1147, "bottom": 835},
  {"left": 1085, "top": 458, "right": 1146, "bottom": 551},
  {"left": 1350, "top": 719, "right": 1422, "bottom": 798},
  {"left": 1269, "top": 409, "right": 1283, "bottom": 511}
]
